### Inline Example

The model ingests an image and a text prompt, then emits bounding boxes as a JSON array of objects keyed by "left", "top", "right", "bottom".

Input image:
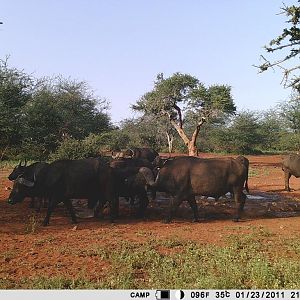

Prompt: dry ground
[{"left": 1, "top": 153, "right": 300, "bottom": 287}]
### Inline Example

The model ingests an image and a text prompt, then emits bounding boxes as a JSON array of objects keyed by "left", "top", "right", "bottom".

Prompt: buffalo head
[
  {"left": 7, "top": 180, "right": 25, "bottom": 205},
  {"left": 8, "top": 160, "right": 27, "bottom": 181}
]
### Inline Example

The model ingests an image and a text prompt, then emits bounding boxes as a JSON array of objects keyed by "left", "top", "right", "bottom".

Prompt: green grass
[
  {"left": 248, "top": 167, "right": 270, "bottom": 178},
  {"left": 248, "top": 167, "right": 259, "bottom": 177},
  {"left": 2, "top": 230, "right": 300, "bottom": 289}
]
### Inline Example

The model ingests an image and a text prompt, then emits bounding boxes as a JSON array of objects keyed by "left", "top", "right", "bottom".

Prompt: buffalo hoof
[
  {"left": 135, "top": 212, "right": 146, "bottom": 219},
  {"left": 163, "top": 219, "right": 171, "bottom": 224},
  {"left": 72, "top": 220, "right": 78, "bottom": 224},
  {"left": 42, "top": 221, "right": 49, "bottom": 226},
  {"left": 232, "top": 218, "right": 240, "bottom": 222},
  {"left": 192, "top": 218, "right": 200, "bottom": 223},
  {"left": 95, "top": 214, "right": 103, "bottom": 220}
]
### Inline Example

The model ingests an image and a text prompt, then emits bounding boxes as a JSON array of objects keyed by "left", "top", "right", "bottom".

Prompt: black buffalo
[
  {"left": 282, "top": 153, "right": 300, "bottom": 191},
  {"left": 109, "top": 157, "right": 155, "bottom": 217},
  {"left": 112, "top": 147, "right": 159, "bottom": 162},
  {"left": 8, "top": 158, "right": 116, "bottom": 226},
  {"left": 8, "top": 161, "right": 49, "bottom": 209},
  {"left": 140, "top": 156, "right": 248, "bottom": 223},
  {"left": 8, "top": 160, "right": 28, "bottom": 181}
]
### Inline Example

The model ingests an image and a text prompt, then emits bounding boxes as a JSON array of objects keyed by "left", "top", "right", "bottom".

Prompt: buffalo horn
[{"left": 16, "top": 177, "right": 34, "bottom": 187}]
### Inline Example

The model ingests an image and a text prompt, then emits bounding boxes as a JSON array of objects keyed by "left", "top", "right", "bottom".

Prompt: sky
[{"left": 0, "top": 0, "right": 296, "bottom": 124}]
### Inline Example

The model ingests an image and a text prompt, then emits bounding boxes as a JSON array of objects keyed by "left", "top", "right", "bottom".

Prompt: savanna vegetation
[
  {"left": 1, "top": 56, "right": 300, "bottom": 161},
  {"left": 1, "top": 1, "right": 300, "bottom": 160},
  {"left": 1, "top": 1, "right": 300, "bottom": 291}
]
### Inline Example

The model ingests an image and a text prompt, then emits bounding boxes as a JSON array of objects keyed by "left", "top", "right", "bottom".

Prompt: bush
[
  {"left": 50, "top": 138, "right": 85, "bottom": 160},
  {"left": 50, "top": 132, "right": 127, "bottom": 160},
  {"left": 277, "top": 132, "right": 300, "bottom": 152}
]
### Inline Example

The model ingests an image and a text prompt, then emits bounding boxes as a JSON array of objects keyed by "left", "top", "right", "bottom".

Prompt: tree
[
  {"left": 118, "top": 116, "right": 169, "bottom": 151},
  {"left": 280, "top": 92, "right": 300, "bottom": 132},
  {"left": 258, "top": 109, "right": 285, "bottom": 151},
  {"left": 23, "top": 77, "right": 112, "bottom": 156},
  {"left": 226, "top": 111, "right": 262, "bottom": 154},
  {"left": 0, "top": 58, "right": 33, "bottom": 159},
  {"left": 133, "top": 72, "right": 236, "bottom": 156},
  {"left": 256, "top": 1, "right": 300, "bottom": 91}
]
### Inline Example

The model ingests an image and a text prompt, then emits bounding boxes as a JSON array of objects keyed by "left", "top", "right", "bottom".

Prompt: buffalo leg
[
  {"left": 29, "top": 197, "right": 35, "bottom": 208},
  {"left": 284, "top": 171, "right": 291, "bottom": 191},
  {"left": 42, "top": 198, "right": 57, "bottom": 226},
  {"left": 129, "top": 195, "right": 135, "bottom": 206},
  {"left": 150, "top": 189, "right": 156, "bottom": 201},
  {"left": 36, "top": 197, "right": 42, "bottom": 213},
  {"left": 108, "top": 195, "right": 119, "bottom": 223},
  {"left": 63, "top": 199, "right": 78, "bottom": 224},
  {"left": 165, "top": 195, "right": 183, "bottom": 223},
  {"left": 233, "top": 187, "right": 245, "bottom": 222},
  {"left": 136, "top": 190, "right": 149, "bottom": 218},
  {"left": 187, "top": 195, "right": 199, "bottom": 222}
]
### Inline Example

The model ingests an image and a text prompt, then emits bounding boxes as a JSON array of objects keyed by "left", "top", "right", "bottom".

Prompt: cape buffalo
[
  {"left": 8, "top": 160, "right": 28, "bottom": 181},
  {"left": 109, "top": 157, "right": 156, "bottom": 217},
  {"left": 139, "top": 156, "right": 248, "bottom": 223},
  {"left": 8, "top": 178, "right": 47, "bottom": 212},
  {"left": 8, "top": 158, "right": 116, "bottom": 226},
  {"left": 235, "top": 155, "right": 249, "bottom": 193},
  {"left": 282, "top": 153, "right": 300, "bottom": 191},
  {"left": 8, "top": 161, "right": 49, "bottom": 209},
  {"left": 112, "top": 148, "right": 159, "bottom": 162}
]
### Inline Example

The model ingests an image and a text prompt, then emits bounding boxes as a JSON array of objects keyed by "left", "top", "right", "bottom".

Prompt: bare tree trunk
[
  {"left": 170, "top": 117, "right": 206, "bottom": 156},
  {"left": 166, "top": 132, "right": 174, "bottom": 154},
  {"left": 187, "top": 141, "right": 198, "bottom": 156}
]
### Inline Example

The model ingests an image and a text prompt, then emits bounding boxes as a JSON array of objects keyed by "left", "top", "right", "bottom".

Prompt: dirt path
[{"left": 1, "top": 154, "right": 300, "bottom": 284}]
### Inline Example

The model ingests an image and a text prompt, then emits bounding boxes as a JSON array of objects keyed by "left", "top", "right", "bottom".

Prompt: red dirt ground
[{"left": 1, "top": 153, "right": 300, "bottom": 283}]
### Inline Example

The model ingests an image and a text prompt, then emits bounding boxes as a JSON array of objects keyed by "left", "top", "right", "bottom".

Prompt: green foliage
[
  {"left": 0, "top": 58, "right": 33, "bottom": 158},
  {"left": 257, "top": 1, "right": 300, "bottom": 91},
  {"left": 118, "top": 117, "right": 170, "bottom": 151},
  {"left": 134, "top": 72, "right": 236, "bottom": 120},
  {"left": 23, "top": 77, "right": 112, "bottom": 153},
  {"left": 277, "top": 132, "right": 300, "bottom": 151},
  {"left": 227, "top": 111, "right": 262, "bottom": 154},
  {"left": 133, "top": 73, "right": 199, "bottom": 114},
  {"left": 257, "top": 110, "right": 285, "bottom": 151},
  {"left": 50, "top": 133, "right": 110, "bottom": 160},
  {"left": 51, "top": 138, "right": 85, "bottom": 160},
  {"left": 0, "top": 60, "right": 113, "bottom": 160},
  {"left": 280, "top": 93, "right": 300, "bottom": 133},
  {"left": 133, "top": 72, "right": 236, "bottom": 154}
]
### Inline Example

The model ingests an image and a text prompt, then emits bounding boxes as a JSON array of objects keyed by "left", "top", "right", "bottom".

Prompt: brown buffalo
[
  {"left": 139, "top": 156, "right": 248, "bottom": 223},
  {"left": 282, "top": 154, "right": 300, "bottom": 191}
]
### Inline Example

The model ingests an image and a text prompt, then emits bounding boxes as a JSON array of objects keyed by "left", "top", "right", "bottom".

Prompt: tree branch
[
  {"left": 172, "top": 102, "right": 183, "bottom": 128},
  {"left": 191, "top": 117, "right": 206, "bottom": 144},
  {"left": 169, "top": 119, "right": 190, "bottom": 145},
  {"left": 266, "top": 42, "right": 300, "bottom": 52}
]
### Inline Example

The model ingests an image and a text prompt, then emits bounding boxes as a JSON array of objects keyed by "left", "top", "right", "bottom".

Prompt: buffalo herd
[{"left": 6, "top": 147, "right": 298, "bottom": 227}]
